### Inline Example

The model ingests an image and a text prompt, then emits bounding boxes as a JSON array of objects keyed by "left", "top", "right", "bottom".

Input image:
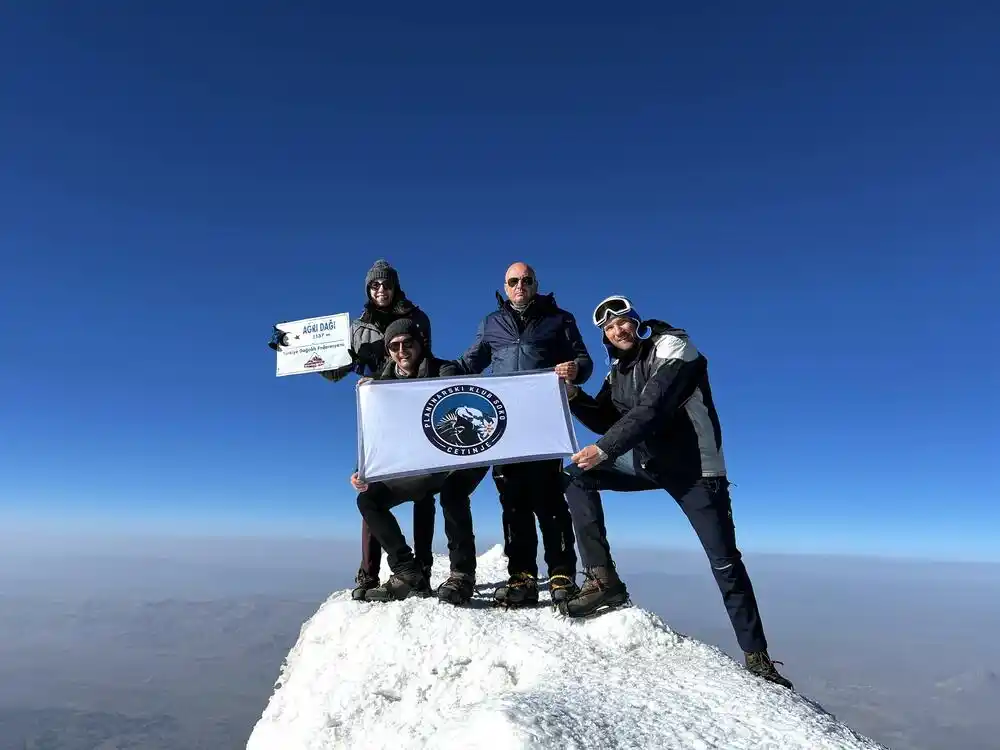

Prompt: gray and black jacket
[
  {"left": 569, "top": 320, "right": 726, "bottom": 481},
  {"left": 457, "top": 292, "right": 593, "bottom": 384},
  {"left": 324, "top": 294, "right": 431, "bottom": 382}
]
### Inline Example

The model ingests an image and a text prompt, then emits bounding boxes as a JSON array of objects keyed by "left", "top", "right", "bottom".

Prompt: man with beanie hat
[
  {"left": 319, "top": 259, "right": 436, "bottom": 600},
  {"left": 555, "top": 294, "right": 793, "bottom": 690},
  {"left": 457, "top": 261, "right": 593, "bottom": 608},
  {"left": 350, "top": 319, "right": 488, "bottom": 604}
]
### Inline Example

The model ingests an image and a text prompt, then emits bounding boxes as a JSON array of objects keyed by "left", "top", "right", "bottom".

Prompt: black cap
[{"left": 383, "top": 318, "right": 423, "bottom": 348}]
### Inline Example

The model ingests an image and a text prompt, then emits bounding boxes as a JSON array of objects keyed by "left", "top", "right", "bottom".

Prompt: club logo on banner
[{"left": 422, "top": 385, "right": 507, "bottom": 455}]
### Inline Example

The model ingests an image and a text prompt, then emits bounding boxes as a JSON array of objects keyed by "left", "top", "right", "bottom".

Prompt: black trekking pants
[
  {"left": 356, "top": 466, "right": 488, "bottom": 578},
  {"left": 360, "top": 497, "right": 435, "bottom": 579},
  {"left": 494, "top": 458, "right": 577, "bottom": 579},
  {"left": 562, "top": 452, "right": 768, "bottom": 654}
]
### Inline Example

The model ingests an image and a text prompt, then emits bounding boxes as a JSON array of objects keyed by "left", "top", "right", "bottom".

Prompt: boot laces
[
  {"left": 442, "top": 573, "right": 471, "bottom": 590},
  {"left": 749, "top": 651, "right": 784, "bottom": 672},
  {"left": 579, "top": 569, "right": 606, "bottom": 595},
  {"left": 508, "top": 572, "right": 535, "bottom": 588}
]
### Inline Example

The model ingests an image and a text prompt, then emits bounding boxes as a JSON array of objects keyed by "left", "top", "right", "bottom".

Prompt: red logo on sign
[{"left": 303, "top": 355, "right": 326, "bottom": 369}]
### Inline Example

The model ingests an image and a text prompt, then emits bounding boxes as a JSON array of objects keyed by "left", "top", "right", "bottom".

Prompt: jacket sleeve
[
  {"left": 456, "top": 317, "right": 493, "bottom": 374},
  {"left": 568, "top": 377, "right": 620, "bottom": 435},
  {"left": 438, "top": 360, "right": 463, "bottom": 377},
  {"left": 595, "top": 335, "right": 705, "bottom": 461},
  {"left": 321, "top": 320, "right": 364, "bottom": 381},
  {"left": 562, "top": 312, "right": 593, "bottom": 384}
]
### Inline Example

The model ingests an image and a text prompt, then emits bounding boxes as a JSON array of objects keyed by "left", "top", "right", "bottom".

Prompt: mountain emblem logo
[
  {"left": 303, "top": 355, "right": 326, "bottom": 369},
  {"left": 422, "top": 385, "right": 507, "bottom": 455}
]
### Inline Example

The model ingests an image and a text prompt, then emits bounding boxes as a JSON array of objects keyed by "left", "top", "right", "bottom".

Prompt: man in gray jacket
[{"left": 557, "top": 294, "right": 793, "bottom": 689}]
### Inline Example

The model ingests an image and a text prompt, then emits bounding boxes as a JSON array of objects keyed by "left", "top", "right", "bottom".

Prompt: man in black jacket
[
  {"left": 557, "top": 294, "right": 793, "bottom": 689},
  {"left": 352, "top": 318, "right": 488, "bottom": 604},
  {"left": 457, "top": 261, "right": 593, "bottom": 607}
]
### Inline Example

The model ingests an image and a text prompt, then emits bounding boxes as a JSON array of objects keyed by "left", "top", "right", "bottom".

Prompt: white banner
[
  {"left": 356, "top": 370, "right": 579, "bottom": 482},
  {"left": 274, "top": 312, "right": 352, "bottom": 377}
]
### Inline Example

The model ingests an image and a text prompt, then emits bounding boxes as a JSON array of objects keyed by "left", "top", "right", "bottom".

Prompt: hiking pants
[
  {"left": 360, "top": 497, "right": 435, "bottom": 579},
  {"left": 357, "top": 466, "right": 488, "bottom": 578},
  {"left": 563, "top": 452, "right": 768, "bottom": 654},
  {"left": 494, "top": 458, "right": 577, "bottom": 579}
]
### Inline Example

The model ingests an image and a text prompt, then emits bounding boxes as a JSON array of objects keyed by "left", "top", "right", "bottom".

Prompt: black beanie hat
[
  {"left": 383, "top": 318, "right": 423, "bottom": 349},
  {"left": 365, "top": 259, "right": 399, "bottom": 290}
]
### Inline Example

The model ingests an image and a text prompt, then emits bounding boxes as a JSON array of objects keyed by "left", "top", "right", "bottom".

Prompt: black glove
[
  {"left": 267, "top": 325, "right": 289, "bottom": 351},
  {"left": 319, "top": 348, "right": 359, "bottom": 381}
]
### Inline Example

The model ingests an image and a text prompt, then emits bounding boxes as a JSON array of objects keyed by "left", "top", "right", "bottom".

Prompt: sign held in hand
[{"left": 273, "top": 312, "right": 352, "bottom": 377}]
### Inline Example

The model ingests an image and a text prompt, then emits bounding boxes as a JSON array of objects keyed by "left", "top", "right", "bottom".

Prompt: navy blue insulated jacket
[{"left": 457, "top": 292, "right": 594, "bottom": 385}]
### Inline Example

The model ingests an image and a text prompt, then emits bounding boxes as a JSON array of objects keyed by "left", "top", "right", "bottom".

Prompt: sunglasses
[
  {"left": 507, "top": 275, "right": 535, "bottom": 288},
  {"left": 369, "top": 280, "right": 394, "bottom": 290},
  {"left": 387, "top": 337, "right": 417, "bottom": 353},
  {"left": 592, "top": 296, "right": 633, "bottom": 327}
]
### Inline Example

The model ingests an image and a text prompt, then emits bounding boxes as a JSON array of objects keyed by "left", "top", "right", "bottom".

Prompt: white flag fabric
[{"left": 356, "top": 370, "right": 579, "bottom": 482}]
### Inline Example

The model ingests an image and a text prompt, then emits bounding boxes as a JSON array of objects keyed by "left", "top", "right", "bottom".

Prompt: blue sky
[{"left": 2, "top": 2, "right": 997, "bottom": 560}]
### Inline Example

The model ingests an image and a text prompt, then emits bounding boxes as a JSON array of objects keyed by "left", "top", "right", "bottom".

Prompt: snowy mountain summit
[{"left": 247, "top": 545, "right": 885, "bottom": 750}]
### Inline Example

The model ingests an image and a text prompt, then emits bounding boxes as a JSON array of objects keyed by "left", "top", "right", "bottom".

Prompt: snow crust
[{"left": 247, "top": 545, "right": 885, "bottom": 750}]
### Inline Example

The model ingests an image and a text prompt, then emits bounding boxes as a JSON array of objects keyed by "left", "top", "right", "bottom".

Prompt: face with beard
[{"left": 604, "top": 316, "right": 639, "bottom": 351}]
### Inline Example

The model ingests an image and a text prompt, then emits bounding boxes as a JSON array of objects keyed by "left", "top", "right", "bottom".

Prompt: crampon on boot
[
  {"left": 745, "top": 651, "right": 794, "bottom": 689},
  {"left": 548, "top": 574, "right": 579, "bottom": 605},
  {"left": 364, "top": 562, "right": 427, "bottom": 603},
  {"left": 437, "top": 571, "right": 475, "bottom": 605},
  {"left": 493, "top": 572, "right": 539, "bottom": 608},
  {"left": 557, "top": 565, "right": 630, "bottom": 618},
  {"left": 351, "top": 568, "right": 379, "bottom": 601}
]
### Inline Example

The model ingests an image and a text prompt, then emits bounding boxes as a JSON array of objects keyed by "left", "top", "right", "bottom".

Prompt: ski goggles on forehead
[{"left": 592, "top": 296, "right": 634, "bottom": 327}]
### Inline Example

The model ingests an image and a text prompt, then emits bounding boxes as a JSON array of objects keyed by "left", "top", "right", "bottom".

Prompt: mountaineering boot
[
  {"left": 745, "top": 651, "right": 794, "bottom": 689},
  {"left": 558, "top": 565, "right": 629, "bottom": 618},
  {"left": 437, "top": 571, "right": 475, "bottom": 606},
  {"left": 351, "top": 568, "right": 379, "bottom": 601},
  {"left": 412, "top": 565, "right": 433, "bottom": 598},
  {"left": 493, "top": 572, "right": 539, "bottom": 608},
  {"left": 364, "top": 561, "right": 427, "bottom": 603},
  {"left": 548, "top": 574, "right": 579, "bottom": 605}
]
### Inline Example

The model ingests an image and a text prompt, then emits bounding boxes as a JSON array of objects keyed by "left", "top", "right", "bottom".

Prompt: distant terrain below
[{"left": 0, "top": 536, "right": 997, "bottom": 750}]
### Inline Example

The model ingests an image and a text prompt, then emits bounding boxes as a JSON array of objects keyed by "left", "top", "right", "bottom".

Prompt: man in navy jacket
[{"left": 457, "top": 261, "right": 593, "bottom": 607}]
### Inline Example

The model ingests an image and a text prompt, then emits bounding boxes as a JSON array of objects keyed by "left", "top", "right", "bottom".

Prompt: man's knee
[{"left": 357, "top": 485, "right": 389, "bottom": 514}]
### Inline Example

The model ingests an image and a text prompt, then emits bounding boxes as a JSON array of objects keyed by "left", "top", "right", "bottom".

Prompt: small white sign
[{"left": 274, "top": 312, "right": 352, "bottom": 377}]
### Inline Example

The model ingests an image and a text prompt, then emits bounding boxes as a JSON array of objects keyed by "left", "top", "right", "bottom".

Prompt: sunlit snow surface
[{"left": 247, "top": 545, "right": 885, "bottom": 749}]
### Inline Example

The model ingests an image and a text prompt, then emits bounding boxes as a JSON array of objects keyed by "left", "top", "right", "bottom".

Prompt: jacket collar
[
  {"left": 494, "top": 291, "right": 558, "bottom": 316},
  {"left": 379, "top": 355, "right": 433, "bottom": 380},
  {"left": 604, "top": 319, "right": 685, "bottom": 367}
]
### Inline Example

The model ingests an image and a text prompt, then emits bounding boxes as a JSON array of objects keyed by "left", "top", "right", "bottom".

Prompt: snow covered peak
[{"left": 247, "top": 545, "right": 885, "bottom": 749}]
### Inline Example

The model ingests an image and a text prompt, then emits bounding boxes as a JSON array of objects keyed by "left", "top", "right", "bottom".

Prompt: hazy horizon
[{"left": 1, "top": 535, "right": 998, "bottom": 749}]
